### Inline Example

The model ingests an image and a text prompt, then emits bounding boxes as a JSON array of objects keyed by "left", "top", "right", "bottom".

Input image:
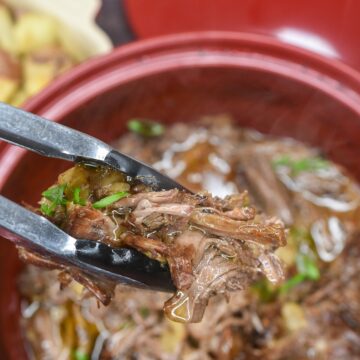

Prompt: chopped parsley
[
  {"left": 92, "top": 191, "right": 129, "bottom": 209},
  {"left": 42, "top": 184, "right": 67, "bottom": 205},
  {"left": 296, "top": 252, "right": 320, "bottom": 280},
  {"left": 273, "top": 155, "right": 329, "bottom": 175},
  {"left": 73, "top": 349, "right": 89, "bottom": 360},
  {"left": 279, "top": 273, "right": 307, "bottom": 294},
  {"left": 280, "top": 252, "right": 320, "bottom": 294},
  {"left": 40, "top": 203, "right": 56, "bottom": 216},
  {"left": 40, "top": 184, "right": 67, "bottom": 216},
  {"left": 139, "top": 307, "right": 150, "bottom": 318},
  {"left": 127, "top": 119, "right": 165, "bottom": 137},
  {"left": 73, "top": 187, "right": 86, "bottom": 205}
]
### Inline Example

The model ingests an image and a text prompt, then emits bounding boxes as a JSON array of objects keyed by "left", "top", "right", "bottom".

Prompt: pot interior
[{"left": 1, "top": 65, "right": 360, "bottom": 359}]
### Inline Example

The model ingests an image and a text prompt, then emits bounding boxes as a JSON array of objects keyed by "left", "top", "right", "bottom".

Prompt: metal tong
[{"left": 0, "top": 102, "right": 183, "bottom": 292}]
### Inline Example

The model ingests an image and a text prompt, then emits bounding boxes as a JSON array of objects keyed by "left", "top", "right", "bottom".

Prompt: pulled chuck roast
[{"left": 23, "top": 164, "right": 286, "bottom": 323}]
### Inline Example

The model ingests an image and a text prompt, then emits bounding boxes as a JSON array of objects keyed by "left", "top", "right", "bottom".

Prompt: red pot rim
[
  {"left": 23, "top": 31, "right": 360, "bottom": 115},
  {"left": 1, "top": 31, "right": 360, "bottom": 189}
]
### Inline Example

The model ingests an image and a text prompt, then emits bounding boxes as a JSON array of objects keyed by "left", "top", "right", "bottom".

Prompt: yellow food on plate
[
  {"left": 14, "top": 12, "right": 59, "bottom": 54},
  {"left": 0, "top": 1, "right": 111, "bottom": 106}
]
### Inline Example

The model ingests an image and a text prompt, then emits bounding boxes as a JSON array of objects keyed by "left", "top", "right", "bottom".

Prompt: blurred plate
[{"left": 6, "top": 0, "right": 112, "bottom": 60}]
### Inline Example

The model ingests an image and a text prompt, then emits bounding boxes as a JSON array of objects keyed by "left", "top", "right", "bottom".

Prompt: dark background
[{"left": 96, "top": 0, "right": 134, "bottom": 46}]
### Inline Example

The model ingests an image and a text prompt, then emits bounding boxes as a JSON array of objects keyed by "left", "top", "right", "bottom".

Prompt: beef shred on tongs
[{"left": 20, "top": 164, "right": 286, "bottom": 323}]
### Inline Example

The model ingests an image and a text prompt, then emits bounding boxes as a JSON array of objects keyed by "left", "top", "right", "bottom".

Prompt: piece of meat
[
  {"left": 63, "top": 205, "right": 118, "bottom": 247},
  {"left": 121, "top": 233, "right": 168, "bottom": 263},
  {"left": 164, "top": 232, "right": 285, "bottom": 323},
  {"left": 224, "top": 206, "right": 256, "bottom": 220},
  {"left": 132, "top": 198, "right": 194, "bottom": 224},
  {"left": 18, "top": 247, "right": 115, "bottom": 304},
  {"left": 18, "top": 246, "right": 64, "bottom": 271},
  {"left": 68, "top": 269, "right": 115, "bottom": 305},
  {"left": 167, "top": 244, "right": 195, "bottom": 290},
  {"left": 222, "top": 191, "right": 251, "bottom": 210},
  {"left": 237, "top": 145, "right": 294, "bottom": 226},
  {"left": 141, "top": 212, "right": 169, "bottom": 231},
  {"left": 190, "top": 209, "right": 286, "bottom": 247},
  {"left": 61, "top": 186, "right": 286, "bottom": 322},
  {"left": 111, "top": 189, "right": 180, "bottom": 209},
  {"left": 24, "top": 163, "right": 286, "bottom": 323},
  {"left": 164, "top": 245, "right": 256, "bottom": 323},
  {"left": 121, "top": 233, "right": 195, "bottom": 289}
]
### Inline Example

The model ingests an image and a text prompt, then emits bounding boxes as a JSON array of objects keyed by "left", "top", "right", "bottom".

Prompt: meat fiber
[{"left": 22, "top": 165, "right": 286, "bottom": 323}]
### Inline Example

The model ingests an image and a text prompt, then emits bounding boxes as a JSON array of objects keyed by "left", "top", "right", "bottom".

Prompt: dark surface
[
  {"left": 76, "top": 240, "right": 175, "bottom": 291},
  {"left": 96, "top": 0, "right": 135, "bottom": 46},
  {"left": 105, "top": 149, "right": 190, "bottom": 191}
]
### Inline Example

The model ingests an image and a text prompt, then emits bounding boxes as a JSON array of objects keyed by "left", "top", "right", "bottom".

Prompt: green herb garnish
[
  {"left": 40, "top": 184, "right": 67, "bottom": 216},
  {"left": 127, "top": 119, "right": 165, "bottom": 137},
  {"left": 280, "top": 252, "right": 320, "bottom": 294},
  {"left": 296, "top": 252, "right": 320, "bottom": 280},
  {"left": 273, "top": 155, "right": 329, "bottom": 175},
  {"left": 92, "top": 191, "right": 129, "bottom": 209},
  {"left": 73, "top": 187, "right": 86, "bottom": 205},
  {"left": 279, "top": 273, "right": 306, "bottom": 294},
  {"left": 42, "top": 184, "right": 67, "bottom": 205},
  {"left": 73, "top": 349, "right": 89, "bottom": 360},
  {"left": 40, "top": 203, "right": 56, "bottom": 216},
  {"left": 139, "top": 307, "right": 150, "bottom": 318}
]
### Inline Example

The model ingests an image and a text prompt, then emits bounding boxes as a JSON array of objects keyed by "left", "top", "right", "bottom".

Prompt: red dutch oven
[{"left": 1, "top": 32, "right": 360, "bottom": 359}]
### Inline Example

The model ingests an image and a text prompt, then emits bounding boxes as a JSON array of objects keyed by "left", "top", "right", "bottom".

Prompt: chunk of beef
[
  {"left": 237, "top": 144, "right": 293, "bottom": 225},
  {"left": 64, "top": 205, "right": 117, "bottom": 246},
  {"left": 22, "top": 163, "right": 286, "bottom": 323}
]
